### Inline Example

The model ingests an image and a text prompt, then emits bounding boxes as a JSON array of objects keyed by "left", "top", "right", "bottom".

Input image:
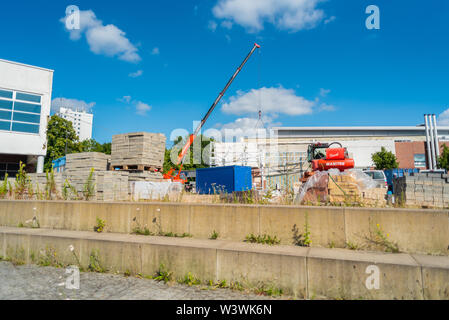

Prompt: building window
[
  {"left": 414, "top": 154, "right": 426, "bottom": 168},
  {"left": 0, "top": 88, "right": 41, "bottom": 134}
]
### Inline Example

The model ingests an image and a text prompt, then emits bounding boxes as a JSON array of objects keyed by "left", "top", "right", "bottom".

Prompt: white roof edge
[
  {"left": 0, "top": 58, "right": 54, "bottom": 73},
  {"left": 273, "top": 126, "right": 449, "bottom": 131}
]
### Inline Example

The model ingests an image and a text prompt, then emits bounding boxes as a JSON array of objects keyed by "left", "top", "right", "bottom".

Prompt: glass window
[
  {"left": 11, "top": 122, "right": 39, "bottom": 134},
  {"left": 13, "top": 112, "right": 40, "bottom": 124},
  {"left": 0, "top": 89, "right": 13, "bottom": 99},
  {"left": 16, "top": 92, "right": 41, "bottom": 103},
  {"left": 0, "top": 100, "right": 13, "bottom": 110},
  {"left": 14, "top": 101, "right": 41, "bottom": 114},
  {"left": 0, "top": 110, "right": 12, "bottom": 121},
  {"left": 0, "top": 120, "right": 11, "bottom": 131},
  {"left": 414, "top": 154, "right": 426, "bottom": 167},
  {"left": 373, "top": 172, "right": 385, "bottom": 180}
]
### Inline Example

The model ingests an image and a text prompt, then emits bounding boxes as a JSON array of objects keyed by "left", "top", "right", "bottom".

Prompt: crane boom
[{"left": 165, "top": 43, "right": 261, "bottom": 182}]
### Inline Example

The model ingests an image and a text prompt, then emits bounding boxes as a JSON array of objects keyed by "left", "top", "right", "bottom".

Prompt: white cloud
[
  {"left": 438, "top": 108, "right": 449, "bottom": 126},
  {"left": 61, "top": 9, "right": 140, "bottom": 63},
  {"left": 135, "top": 101, "right": 152, "bottom": 115},
  {"left": 118, "top": 96, "right": 132, "bottom": 103},
  {"left": 221, "top": 86, "right": 315, "bottom": 117},
  {"left": 320, "top": 88, "right": 331, "bottom": 97},
  {"left": 212, "top": 0, "right": 326, "bottom": 33},
  {"left": 118, "top": 96, "right": 152, "bottom": 115},
  {"left": 51, "top": 97, "right": 95, "bottom": 113},
  {"left": 217, "top": 116, "right": 279, "bottom": 140},
  {"left": 324, "top": 15, "right": 336, "bottom": 24},
  {"left": 129, "top": 70, "right": 143, "bottom": 78},
  {"left": 221, "top": 20, "right": 233, "bottom": 29},
  {"left": 151, "top": 47, "right": 160, "bottom": 55},
  {"left": 318, "top": 103, "right": 335, "bottom": 112},
  {"left": 208, "top": 20, "right": 218, "bottom": 32}
]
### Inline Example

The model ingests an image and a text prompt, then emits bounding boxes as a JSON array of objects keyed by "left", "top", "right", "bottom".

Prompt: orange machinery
[
  {"left": 307, "top": 142, "right": 354, "bottom": 171},
  {"left": 164, "top": 43, "right": 261, "bottom": 183}
]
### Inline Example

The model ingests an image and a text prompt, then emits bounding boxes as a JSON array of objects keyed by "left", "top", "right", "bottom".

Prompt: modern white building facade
[
  {"left": 58, "top": 107, "right": 93, "bottom": 141},
  {"left": 0, "top": 59, "right": 54, "bottom": 177}
]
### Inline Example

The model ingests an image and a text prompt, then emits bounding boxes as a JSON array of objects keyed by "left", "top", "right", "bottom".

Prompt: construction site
[{"left": 1, "top": 38, "right": 449, "bottom": 302}]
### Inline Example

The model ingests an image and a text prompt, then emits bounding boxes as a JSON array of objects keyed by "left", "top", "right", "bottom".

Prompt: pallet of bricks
[
  {"left": 328, "top": 174, "right": 361, "bottom": 203},
  {"left": 328, "top": 173, "right": 386, "bottom": 206},
  {"left": 111, "top": 132, "right": 166, "bottom": 172},
  {"left": 64, "top": 152, "right": 129, "bottom": 201},
  {"left": 393, "top": 172, "right": 449, "bottom": 208},
  {"left": 20, "top": 173, "right": 65, "bottom": 198}
]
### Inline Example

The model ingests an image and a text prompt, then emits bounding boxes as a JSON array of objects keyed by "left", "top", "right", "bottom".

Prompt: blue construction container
[
  {"left": 384, "top": 168, "right": 419, "bottom": 186},
  {"left": 196, "top": 166, "right": 252, "bottom": 194}
]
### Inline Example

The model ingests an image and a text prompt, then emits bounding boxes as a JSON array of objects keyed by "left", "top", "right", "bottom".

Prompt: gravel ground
[{"left": 0, "top": 262, "right": 281, "bottom": 300}]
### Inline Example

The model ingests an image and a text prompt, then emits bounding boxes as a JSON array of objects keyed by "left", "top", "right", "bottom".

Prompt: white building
[
  {"left": 0, "top": 59, "right": 54, "bottom": 176},
  {"left": 58, "top": 107, "right": 93, "bottom": 141},
  {"left": 211, "top": 125, "right": 449, "bottom": 189}
]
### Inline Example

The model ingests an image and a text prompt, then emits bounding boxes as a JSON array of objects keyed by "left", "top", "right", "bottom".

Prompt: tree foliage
[
  {"left": 163, "top": 135, "right": 214, "bottom": 173},
  {"left": 45, "top": 115, "right": 80, "bottom": 171},
  {"left": 79, "top": 139, "right": 111, "bottom": 155},
  {"left": 437, "top": 144, "right": 449, "bottom": 171},
  {"left": 371, "top": 147, "right": 399, "bottom": 170},
  {"left": 44, "top": 115, "right": 111, "bottom": 171}
]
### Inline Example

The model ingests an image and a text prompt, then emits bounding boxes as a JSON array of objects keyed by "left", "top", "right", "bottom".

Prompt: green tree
[
  {"left": 44, "top": 115, "right": 81, "bottom": 171},
  {"left": 371, "top": 147, "right": 399, "bottom": 170},
  {"left": 437, "top": 144, "right": 449, "bottom": 171},
  {"left": 163, "top": 135, "right": 214, "bottom": 174},
  {"left": 79, "top": 139, "right": 111, "bottom": 155},
  {"left": 100, "top": 142, "right": 111, "bottom": 155}
]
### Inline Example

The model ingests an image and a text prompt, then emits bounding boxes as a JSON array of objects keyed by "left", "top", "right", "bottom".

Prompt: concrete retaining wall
[
  {"left": 0, "top": 200, "right": 448, "bottom": 255},
  {"left": 1, "top": 227, "right": 448, "bottom": 300}
]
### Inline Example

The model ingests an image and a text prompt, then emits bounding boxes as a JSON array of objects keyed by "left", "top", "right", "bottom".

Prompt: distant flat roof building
[
  {"left": 58, "top": 107, "right": 93, "bottom": 141},
  {"left": 270, "top": 126, "right": 449, "bottom": 169},
  {"left": 0, "top": 58, "right": 54, "bottom": 177}
]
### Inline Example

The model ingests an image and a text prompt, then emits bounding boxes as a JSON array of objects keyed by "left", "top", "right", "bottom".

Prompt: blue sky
[{"left": 1, "top": 0, "right": 448, "bottom": 143}]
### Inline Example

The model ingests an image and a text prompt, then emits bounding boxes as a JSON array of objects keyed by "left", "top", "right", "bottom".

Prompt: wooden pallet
[{"left": 112, "top": 165, "right": 161, "bottom": 172}]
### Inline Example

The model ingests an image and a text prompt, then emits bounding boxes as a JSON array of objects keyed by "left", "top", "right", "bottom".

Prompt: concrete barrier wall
[
  {"left": 1, "top": 227, "right": 448, "bottom": 300},
  {"left": 0, "top": 200, "right": 448, "bottom": 255}
]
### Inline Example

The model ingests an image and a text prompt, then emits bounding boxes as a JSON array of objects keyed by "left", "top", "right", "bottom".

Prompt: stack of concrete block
[
  {"left": 96, "top": 171, "right": 130, "bottom": 201},
  {"left": 111, "top": 132, "right": 166, "bottom": 169},
  {"left": 65, "top": 152, "right": 109, "bottom": 174},
  {"left": 328, "top": 174, "right": 386, "bottom": 206},
  {"left": 394, "top": 172, "right": 449, "bottom": 208},
  {"left": 128, "top": 171, "right": 164, "bottom": 182},
  {"left": 361, "top": 188, "right": 387, "bottom": 206},
  {"left": 22, "top": 173, "right": 65, "bottom": 195},
  {"left": 328, "top": 174, "right": 361, "bottom": 203}
]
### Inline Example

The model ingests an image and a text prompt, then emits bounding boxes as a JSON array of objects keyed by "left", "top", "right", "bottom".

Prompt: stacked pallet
[
  {"left": 328, "top": 174, "right": 361, "bottom": 203},
  {"left": 111, "top": 132, "right": 166, "bottom": 170},
  {"left": 328, "top": 173, "right": 387, "bottom": 206},
  {"left": 128, "top": 171, "right": 164, "bottom": 182},
  {"left": 394, "top": 172, "right": 449, "bottom": 208},
  {"left": 26, "top": 173, "right": 65, "bottom": 195},
  {"left": 96, "top": 171, "right": 130, "bottom": 201},
  {"left": 65, "top": 152, "right": 109, "bottom": 174}
]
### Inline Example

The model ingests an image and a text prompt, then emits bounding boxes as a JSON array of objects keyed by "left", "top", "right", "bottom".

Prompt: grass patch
[
  {"left": 245, "top": 234, "right": 280, "bottom": 245},
  {"left": 209, "top": 230, "right": 219, "bottom": 240},
  {"left": 153, "top": 264, "right": 173, "bottom": 283}
]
